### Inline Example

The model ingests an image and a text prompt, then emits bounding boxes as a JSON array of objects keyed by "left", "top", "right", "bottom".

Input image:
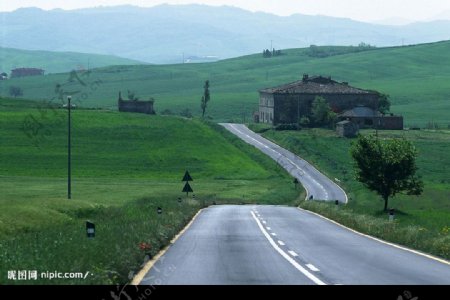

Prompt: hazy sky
[{"left": 1, "top": 0, "right": 450, "bottom": 22}]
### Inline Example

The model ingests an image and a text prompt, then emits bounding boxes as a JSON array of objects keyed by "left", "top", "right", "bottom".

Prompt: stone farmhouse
[{"left": 257, "top": 75, "right": 403, "bottom": 130}]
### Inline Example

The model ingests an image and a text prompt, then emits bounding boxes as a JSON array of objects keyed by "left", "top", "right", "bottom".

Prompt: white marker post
[
  {"left": 86, "top": 221, "right": 95, "bottom": 238},
  {"left": 389, "top": 209, "right": 395, "bottom": 222}
]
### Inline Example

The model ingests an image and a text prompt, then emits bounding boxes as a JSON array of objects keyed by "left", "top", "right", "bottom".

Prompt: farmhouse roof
[
  {"left": 260, "top": 75, "right": 378, "bottom": 95},
  {"left": 11, "top": 67, "right": 44, "bottom": 72}
]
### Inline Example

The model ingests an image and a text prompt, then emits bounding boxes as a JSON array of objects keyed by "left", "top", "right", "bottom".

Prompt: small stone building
[
  {"left": 338, "top": 107, "right": 403, "bottom": 130},
  {"left": 10, "top": 68, "right": 44, "bottom": 78},
  {"left": 336, "top": 120, "right": 359, "bottom": 138},
  {"left": 118, "top": 92, "right": 155, "bottom": 114}
]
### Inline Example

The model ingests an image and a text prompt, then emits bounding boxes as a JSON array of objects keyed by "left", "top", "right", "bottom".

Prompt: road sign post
[
  {"left": 182, "top": 182, "right": 193, "bottom": 197},
  {"left": 182, "top": 170, "right": 194, "bottom": 197}
]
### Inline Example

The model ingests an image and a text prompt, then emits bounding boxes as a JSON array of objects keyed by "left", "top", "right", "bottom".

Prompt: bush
[
  {"left": 179, "top": 108, "right": 193, "bottom": 118},
  {"left": 160, "top": 109, "right": 173, "bottom": 115},
  {"left": 275, "top": 123, "right": 300, "bottom": 131}
]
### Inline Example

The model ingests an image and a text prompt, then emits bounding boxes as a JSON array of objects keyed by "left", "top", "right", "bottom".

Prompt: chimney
[{"left": 302, "top": 74, "right": 309, "bottom": 82}]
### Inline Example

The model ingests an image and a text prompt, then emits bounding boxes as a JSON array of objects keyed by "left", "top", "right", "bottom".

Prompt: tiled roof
[{"left": 260, "top": 76, "right": 377, "bottom": 95}]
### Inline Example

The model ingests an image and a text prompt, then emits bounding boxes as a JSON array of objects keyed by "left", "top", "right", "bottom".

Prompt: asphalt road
[
  {"left": 140, "top": 205, "right": 450, "bottom": 285},
  {"left": 220, "top": 123, "right": 347, "bottom": 203},
  {"left": 138, "top": 123, "right": 450, "bottom": 285}
]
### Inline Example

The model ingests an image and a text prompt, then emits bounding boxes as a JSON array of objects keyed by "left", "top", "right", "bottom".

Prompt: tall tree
[
  {"left": 9, "top": 86, "right": 23, "bottom": 98},
  {"left": 200, "top": 80, "right": 210, "bottom": 117},
  {"left": 351, "top": 135, "right": 423, "bottom": 211},
  {"left": 378, "top": 94, "right": 391, "bottom": 115},
  {"left": 311, "top": 96, "right": 335, "bottom": 127}
]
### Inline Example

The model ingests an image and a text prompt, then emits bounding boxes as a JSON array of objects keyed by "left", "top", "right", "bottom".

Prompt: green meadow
[
  {"left": 249, "top": 124, "right": 450, "bottom": 259},
  {"left": 1, "top": 41, "right": 450, "bottom": 127},
  {"left": 0, "top": 98, "right": 301, "bottom": 284},
  {"left": 0, "top": 46, "right": 142, "bottom": 74}
]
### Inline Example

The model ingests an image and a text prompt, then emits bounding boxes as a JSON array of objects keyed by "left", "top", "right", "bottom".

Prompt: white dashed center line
[
  {"left": 278, "top": 240, "right": 285, "bottom": 246},
  {"left": 306, "top": 264, "right": 320, "bottom": 272},
  {"left": 271, "top": 233, "right": 277, "bottom": 236},
  {"left": 250, "top": 211, "right": 326, "bottom": 285},
  {"left": 266, "top": 227, "right": 271, "bottom": 231},
  {"left": 228, "top": 124, "right": 330, "bottom": 200}
]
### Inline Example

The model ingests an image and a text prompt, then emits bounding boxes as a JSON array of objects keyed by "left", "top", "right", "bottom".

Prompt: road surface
[
  {"left": 220, "top": 123, "right": 347, "bottom": 203},
  {"left": 140, "top": 205, "right": 450, "bottom": 285},
  {"left": 138, "top": 124, "right": 450, "bottom": 285}
]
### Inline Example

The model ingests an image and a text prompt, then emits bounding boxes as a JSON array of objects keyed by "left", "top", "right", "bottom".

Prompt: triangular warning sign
[
  {"left": 182, "top": 182, "right": 193, "bottom": 193},
  {"left": 182, "top": 170, "right": 193, "bottom": 182},
  {"left": 182, "top": 182, "right": 193, "bottom": 196}
]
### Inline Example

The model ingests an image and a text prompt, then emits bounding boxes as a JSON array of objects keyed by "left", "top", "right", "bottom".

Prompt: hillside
[
  {"left": 2, "top": 41, "right": 450, "bottom": 127},
  {"left": 0, "top": 97, "right": 300, "bottom": 283},
  {"left": 2, "top": 5, "right": 450, "bottom": 63},
  {"left": 0, "top": 47, "right": 143, "bottom": 74}
]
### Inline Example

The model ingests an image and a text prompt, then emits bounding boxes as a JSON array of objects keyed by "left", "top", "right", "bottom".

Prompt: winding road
[
  {"left": 137, "top": 124, "right": 450, "bottom": 285},
  {"left": 221, "top": 123, "right": 347, "bottom": 203}
]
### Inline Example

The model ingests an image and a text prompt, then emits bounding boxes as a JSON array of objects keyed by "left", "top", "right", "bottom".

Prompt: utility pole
[{"left": 67, "top": 96, "right": 72, "bottom": 199}]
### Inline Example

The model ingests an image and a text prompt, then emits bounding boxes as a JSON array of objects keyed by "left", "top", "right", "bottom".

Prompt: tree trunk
[{"left": 383, "top": 195, "right": 389, "bottom": 212}]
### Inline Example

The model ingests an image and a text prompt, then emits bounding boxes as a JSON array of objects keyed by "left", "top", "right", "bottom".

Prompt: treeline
[
  {"left": 263, "top": 48, "right": 283, "bottom": 58},
  {"left": 307, "top": 43, "right": 376, "bottom": 58}
]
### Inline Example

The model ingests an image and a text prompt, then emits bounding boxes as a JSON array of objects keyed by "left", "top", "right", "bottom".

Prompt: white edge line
[
  {"left": 132, "top": 208, "right": 204, "bottom": 284},
  {"left": 245, "top": 124, "right": 348, "bottom": 204},
  {"left": 297, "top": 207, "right": 450, "bottom": 266},
  {"left": 226, "top": 124, "right": 448, "bottom": 267},
  {"left": 223, "top": 123, "right": 348, "bottom": 204},
  {"left": 251, "top": 211, "right": 326, "bottom": 285}
]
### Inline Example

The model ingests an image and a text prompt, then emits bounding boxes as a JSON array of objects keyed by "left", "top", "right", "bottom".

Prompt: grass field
[
  {"left": 0, "top": 97, "right": 302, "bottom": 284},
  {"left": 0, "top": 46, "right": 143, "bottom": 74},
  {"left": 1, "top": 41, "right": 450, "bottom": 127},
  {"left": 249, "top": 124, "right": 450, "bottom": 259}
]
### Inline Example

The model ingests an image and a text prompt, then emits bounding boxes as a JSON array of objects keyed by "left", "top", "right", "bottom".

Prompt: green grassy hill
[
  {"left": 1, "top": 41, "right": 449, "bottom": 127},
  {"left": 0, "top": 47, "right": 143, "bottom": 74},
  {"left": 0, "top": 97, "right": 300, "bottom": 284}
]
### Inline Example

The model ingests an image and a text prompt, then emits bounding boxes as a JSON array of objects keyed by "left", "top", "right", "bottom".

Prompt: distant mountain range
[
  {"left": 1, "top": 5, "right": 450, "bottom": 63},
  {"left": 0, "top": 47, "right": 143, "bottom": 74}
]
